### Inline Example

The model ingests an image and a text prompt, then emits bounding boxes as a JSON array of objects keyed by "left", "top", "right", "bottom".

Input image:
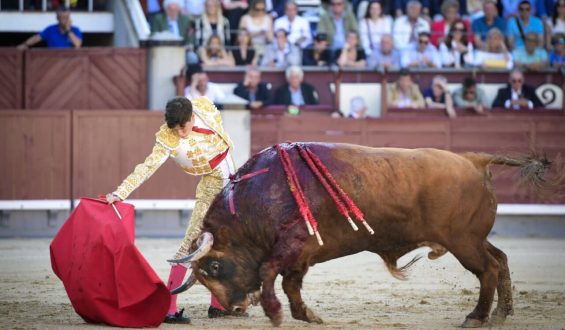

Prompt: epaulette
[
  {"left": 192, "top": 96, "right": 217, "bottom": 114},
  {"left": 155, "top": 124, "right": 179, "bottom": 150}
]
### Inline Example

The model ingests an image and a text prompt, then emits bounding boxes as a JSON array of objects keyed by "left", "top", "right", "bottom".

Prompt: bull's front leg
[
  {"left": 282, "top": 267, "right": 323, "bottom": 324},
  {"left": 259, "top": 260, "right": 284, "bottom": 326}
]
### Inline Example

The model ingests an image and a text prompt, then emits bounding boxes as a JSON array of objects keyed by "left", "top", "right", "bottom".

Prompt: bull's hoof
[
  {"left": 461, "top": 317, "right": 488, "bottom": 328},
  {"left": 490, "top": 307, "right": 513, "bottom": 326},
  {"left": 304, "top": 307, "right": 324, "bottom": 324},
  {"left": 269, "top": 309, "right": 283, "bottom": 327}
]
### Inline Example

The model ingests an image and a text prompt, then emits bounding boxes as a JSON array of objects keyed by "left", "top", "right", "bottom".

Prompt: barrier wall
[{"left": 0, "top": 48, "right": 147, "bottom": 110}]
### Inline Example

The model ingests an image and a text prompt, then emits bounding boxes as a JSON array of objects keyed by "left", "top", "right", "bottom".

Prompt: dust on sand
[{"left": 1, "top": 238, "right": 564, "bottom": 329}]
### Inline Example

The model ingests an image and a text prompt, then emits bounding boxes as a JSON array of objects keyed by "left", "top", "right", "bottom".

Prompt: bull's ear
[{"left": 213, "top": 226, "right": 232, "bottom": 250}]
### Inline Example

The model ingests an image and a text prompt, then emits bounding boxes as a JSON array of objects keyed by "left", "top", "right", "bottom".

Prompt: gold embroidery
[
  {"left": 155, "top": 124, "right": 180, "bottom": 150},
  {"left": 173, "top": 168, "right": 224, "bottom": 259}
]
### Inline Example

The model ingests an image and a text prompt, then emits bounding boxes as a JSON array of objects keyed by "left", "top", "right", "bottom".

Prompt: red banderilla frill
[{"left": 276, "top": 144, "right": 324, "bottom": 246}]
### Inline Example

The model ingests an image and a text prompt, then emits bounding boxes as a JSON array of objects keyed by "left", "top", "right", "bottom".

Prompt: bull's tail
[
  {"left": 462, "top": 152, "right": 565, "bottom": 197},
  {"left": 382, "top": 254, "right": 423, "bottom": 281}
]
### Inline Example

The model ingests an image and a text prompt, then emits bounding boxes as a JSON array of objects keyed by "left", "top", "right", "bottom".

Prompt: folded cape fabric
[{"left": 50, "top": 197, "right": 170, "bottom": 328}]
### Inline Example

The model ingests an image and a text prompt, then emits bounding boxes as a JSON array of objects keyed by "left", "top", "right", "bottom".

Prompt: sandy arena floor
[{"left": 0, "top": 237, "right": 564, "bottom": 330}]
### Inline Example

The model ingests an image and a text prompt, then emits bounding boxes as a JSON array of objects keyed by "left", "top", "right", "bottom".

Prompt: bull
[{"left": 170, "top": 142, "right": 559, "bottom": 327}]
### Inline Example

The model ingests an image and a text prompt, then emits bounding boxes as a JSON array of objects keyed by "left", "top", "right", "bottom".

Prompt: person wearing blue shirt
[
  {"left": 512, "top": 32, "right": 549, "bottom": 71},
  {"left": 472, "top": 0, "right": 506, "bottom": 50},
  {"left": 507, "top": 0, "right": 545, "bottom": 49},
  {"left": 18, "top": 6, "right": 82, "bottom": 49}
]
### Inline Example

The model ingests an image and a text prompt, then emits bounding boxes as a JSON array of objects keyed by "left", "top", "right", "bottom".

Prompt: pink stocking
[
  {"left": 166, "top": 264, "right": 188, "bottom": 315},
  {"left": 210, "top": 294, "right": 225, "bottom": 310}
]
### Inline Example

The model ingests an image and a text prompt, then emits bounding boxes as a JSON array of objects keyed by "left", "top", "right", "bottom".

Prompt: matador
[{"left": 106, "top": 96, "right": 236, "bottom": 323}]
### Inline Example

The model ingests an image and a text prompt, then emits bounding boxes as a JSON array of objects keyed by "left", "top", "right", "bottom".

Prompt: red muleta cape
[{"left": 50, "top": 197, "right": 170, "bottom": 328}]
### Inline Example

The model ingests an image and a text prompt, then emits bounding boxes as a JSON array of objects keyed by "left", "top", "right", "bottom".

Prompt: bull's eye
[{"left": 209, "top": 261, "right": 221, "bottom": 277}]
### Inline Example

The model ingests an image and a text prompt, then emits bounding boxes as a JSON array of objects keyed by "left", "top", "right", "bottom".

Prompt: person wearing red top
[{"left": 430, "top": 0, "right": 473, "bottom": 47}]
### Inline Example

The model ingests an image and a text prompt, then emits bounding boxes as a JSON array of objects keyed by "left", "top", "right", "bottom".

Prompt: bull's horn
[
  {"left": 167, "top": 232, "right": 214, "bottom": 264},
  {"left": 171, "top": 271, "right": 197, "bottom": 295}
]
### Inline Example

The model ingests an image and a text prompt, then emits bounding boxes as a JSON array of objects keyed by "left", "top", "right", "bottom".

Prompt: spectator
[
  {"left": 184, "top": 67, "right": 226, "bottom": 104},
  {"left": 261, "top": 29, "right": 302, "bottom": 68},
  {"left": 273, "top": 0, "right": 313, "bottom": 48},
  {"left": 401, "top": 31, "right": 441, "bottom": 68},
  {"left": 453, "top": 77, "right": 489, "bottom": 114},
  {"left": 274, "top": 66, "right": 319, "bottom": 105},
  {"left": 198, "top": 34, "right": 236, "bottom": 67},
  {"left": 317, "top": 0, "right": 359, "bottom": 50},
  {"left": 507, "top": 0, "right": 545, "bottom": 50},
  {"left": 387, "top": 69, "right": 425, "bottom": 109},
  {"left": 367, "top": 34, "right": 401, "bottom": 70},
  {"left": 430, "top": 0, "right": 472, "bottom": 48},
  {"left": 221, "top": 0, "right": 249, "bottom": 42},
  {"left": 193, "top": 0, "right": 231, "bottom": 48},
  {"left": 512, "top": 32, "right": 549, "bottom": 71},
  {"left": 348, "top": 96, "right": 369, "bottom": 118},
  {"left": 474, "top": 28, "right": 514, "bottom": 69},
  {"left": 239, "top": 0, "right": 273, "bottom": 55},
  {"left": 150, "top": 0, "right": 192, "bottom": 44},
  {"left": 233, "top": 66, "right": 272, "bottom": 109},
  {"left": 548, "top": 0, "right": 565, "bottom": 36},
  {"left": 439, "top": 20, "right": 474, "bottom": 68},
  {"left": 392, "top": 0, "right": 431, "bottom": 51},
  {"left": 336, "top": 31, "right": 367, "bottom": 68},
  {"left": 393, "top": 0, "right": 430, "bottom": 18},
  {"left": 18, "top": 6, "right": 82, "bottom": 49},
  {"left": 423, "top": 75, "right": 456, "bottom": 118},
  {"left": 232, "top": 29, "right": 258, "bottom": 66},
  {"left": 500, "top": 0, "right": 549, "bottom": 18},
  {"left": 359, "top": 0, "right": 393, "bottom": 55},
  {"left": 472, "top": 0, "right": 506, "bottom": 51},
  {"left": 302, "top": 33, "right": 332, "bottom": 66},
  {"left": 549, "top": 33, "right": 565, "bottom": 70},
  {"left": 492, "top": 69, "right": 544, "bottom": 109}
]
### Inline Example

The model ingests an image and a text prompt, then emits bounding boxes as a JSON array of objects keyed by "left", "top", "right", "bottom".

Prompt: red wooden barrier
[
  {"left": 0, "top": 49, "right": 24, "bottom": 109},
  {"left": 0, "top": 111, "right": 71, "bottom": 199}
]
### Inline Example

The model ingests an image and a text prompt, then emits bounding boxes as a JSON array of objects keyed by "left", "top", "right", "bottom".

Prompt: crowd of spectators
[{"left": 147, "top": 0, "right": 565, "bottom": 71}]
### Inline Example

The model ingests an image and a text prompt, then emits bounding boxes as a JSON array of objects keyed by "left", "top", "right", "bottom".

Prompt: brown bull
[{"left": 172, "top": 142, "right": 557, "bottom": 327}]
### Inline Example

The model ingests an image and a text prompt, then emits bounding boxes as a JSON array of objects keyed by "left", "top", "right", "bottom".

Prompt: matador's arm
[{"left": 112, "top": 142, "right": 170, "bottom": 200}]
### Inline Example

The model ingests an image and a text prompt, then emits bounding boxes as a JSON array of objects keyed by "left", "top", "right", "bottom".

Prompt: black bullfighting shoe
[
  {"left": 164, "top": 308, "right": 191, "bottom": 324},
  {"left": 208, "top": 306, "right": 249, "bottom": 318}
]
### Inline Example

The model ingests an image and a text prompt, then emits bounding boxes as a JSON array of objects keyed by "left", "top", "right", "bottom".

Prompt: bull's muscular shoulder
[{"left": 155, "top": 124, "right": 179, "bottom": 150}]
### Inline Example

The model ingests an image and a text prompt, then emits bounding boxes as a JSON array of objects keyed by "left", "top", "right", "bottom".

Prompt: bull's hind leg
[
  {"left": 449, "top": 240, "right": 500, "bottom": 328},
  {"left": 485, "top": 241, "right": 514, "bottom": 326},
  {"left": 282, "top": 266, "right": 323, "bottom": 324}
]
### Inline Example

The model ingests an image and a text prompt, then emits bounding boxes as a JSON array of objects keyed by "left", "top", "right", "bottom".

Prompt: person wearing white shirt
[
  {"left": 439, "top": 20, "right": 474, "bottom": 68},
  {"left": 273, "top": 0, "right": 312, "bottom": 48},
  {"left": 359, "top": 0, "right": 393, "bottom": 55},
  {"left": 392, "top": 0, "right": 430, "bottom": 51},
  {"left": 184, "top": 71, "right": 226, "bottom": 104},
  {"left": 401, "top": 32, "right": 441, "bottom": 68}
]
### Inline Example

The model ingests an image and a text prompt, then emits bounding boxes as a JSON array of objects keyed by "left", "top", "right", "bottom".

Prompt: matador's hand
[{"left": 105, "top": 193, "right": 121, "bottom": 204}]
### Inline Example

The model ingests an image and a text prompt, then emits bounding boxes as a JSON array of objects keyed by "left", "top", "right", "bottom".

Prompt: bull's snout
[{"left": 233, "top": 306, "right": 244, "bottom": 313}]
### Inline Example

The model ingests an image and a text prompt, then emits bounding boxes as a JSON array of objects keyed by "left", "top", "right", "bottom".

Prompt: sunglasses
[
  {"left": 453, "top": 27, "right": 465, "bottom": 31},
  {"left": 419, "top": 39, "right": 429, "bottom": 44},
  {"left": 511, "top": 79, "right": 523, "bottom": 83},
  {"left": 519, "top": 6, "right": 531, "bottom": 11}
]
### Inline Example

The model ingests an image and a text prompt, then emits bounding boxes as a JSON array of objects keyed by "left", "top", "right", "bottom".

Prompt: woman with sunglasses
[
  {"left": 439, "top": 19, "right": 474, "bottom": 68},
  {"left": 430, "top": 0, "right": 472, "bottom": 47}
]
